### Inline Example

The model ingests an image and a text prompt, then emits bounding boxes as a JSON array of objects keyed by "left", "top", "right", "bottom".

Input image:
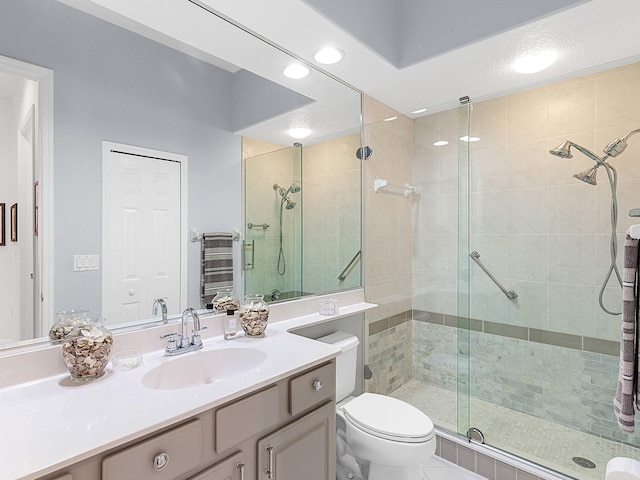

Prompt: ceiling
[
  {"left": 203, "top": 0, "right": 640, "bottom": 116},
  {"left": 56, "top": 0, "right": 640, "bottom": 139}
]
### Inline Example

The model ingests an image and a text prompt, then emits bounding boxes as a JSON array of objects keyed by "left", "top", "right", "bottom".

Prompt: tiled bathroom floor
[{"left": 392, "top": 380, "right": 640, "bottom": 480}]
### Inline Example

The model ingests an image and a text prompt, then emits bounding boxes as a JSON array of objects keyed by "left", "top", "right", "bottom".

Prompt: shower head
[
  {"left": 549, "top": 140, "right": 573, "bottom": 158},
  {"left": 273, "top": 182, "right": 301, "bottom": 198},
  {"left": 284, "top": 198, "right": 296, "bottom": 210},
  {"left": 573, "top": 165, "right": 599, "bottom": 186},
  {"left": 288, "top": 183, "right": 301, "bottom": 194},
  {"left": 549, "top": 140, "right": 606, "bottom": 164}
]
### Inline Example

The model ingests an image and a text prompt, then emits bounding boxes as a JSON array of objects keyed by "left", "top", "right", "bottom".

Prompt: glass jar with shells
[
  {"left": 211, "top": 287, "right": 240, "bottom": 312},
  {"left": 49, "top": 308, "right": 90, "bottom": 341},
  {"left": 238, "top": 294, "right": 269, "bottom": 337},
  {"left": 61, "top": 317, "right": 113, "bottom": 381}
]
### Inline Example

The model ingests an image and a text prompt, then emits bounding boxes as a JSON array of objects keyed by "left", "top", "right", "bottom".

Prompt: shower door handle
[{"left": 243, "top": 240, "right": 255, "bottom": 270}]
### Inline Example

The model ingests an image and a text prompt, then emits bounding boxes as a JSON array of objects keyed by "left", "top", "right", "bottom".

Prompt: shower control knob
[
  {"left": 153, "top": 452, "right": 169, "bottom": 471},
  {"left": 313, "top": 379, "right": 323, "bottom": 391}
]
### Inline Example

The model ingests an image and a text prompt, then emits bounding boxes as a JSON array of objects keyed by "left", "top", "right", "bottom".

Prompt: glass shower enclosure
[{"left": 390, "top": 61, "right": 640, "bottom": 480}]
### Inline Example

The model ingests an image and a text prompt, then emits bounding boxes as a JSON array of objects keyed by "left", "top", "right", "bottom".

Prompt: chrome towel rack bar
[{"left": 469, "top": 251, "right": 518, "bottom": 301}]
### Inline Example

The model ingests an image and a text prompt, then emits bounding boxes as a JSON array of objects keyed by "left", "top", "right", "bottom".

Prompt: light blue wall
[{"left": 0, "top": 0, "right": 241, "bottom": 316}]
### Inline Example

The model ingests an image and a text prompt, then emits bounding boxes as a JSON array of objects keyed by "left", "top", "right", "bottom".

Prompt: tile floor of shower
[{"left": 391, "top": 380, "right": 640, "bottom": 480}]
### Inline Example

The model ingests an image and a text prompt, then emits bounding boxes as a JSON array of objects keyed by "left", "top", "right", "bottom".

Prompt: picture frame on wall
[
  {"left": 10, "top": 203, "right": 17, "bottom": 242},
  {"left": 0, "top": 203, "right": 5, "bottom": 246}
]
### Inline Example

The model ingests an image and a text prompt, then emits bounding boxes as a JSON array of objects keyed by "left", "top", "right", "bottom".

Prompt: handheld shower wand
[{"left": 549, "top": 128, "right": 640, "bottom": 315}]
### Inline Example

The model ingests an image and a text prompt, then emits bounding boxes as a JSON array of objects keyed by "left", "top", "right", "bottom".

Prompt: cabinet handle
[
  {"left": 265, "top": 446, "right": 275, "bottom": 479},
  {"left": 153, "top": 452, "right": 169, "bottom": 471},
  {"left": 313, "top": 379, "right": 323, "bottom": 391},
  {"left": 236, "top": 462, "right": 245, "bottom": 480}
]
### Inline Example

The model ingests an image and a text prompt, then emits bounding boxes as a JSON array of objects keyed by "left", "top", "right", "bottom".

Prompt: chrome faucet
[
  {"left": 160, "top": 307, "right": 206, "bottom": 356},
  {"left": 152, "top": 298, "right": 168, "bottom": 323}
]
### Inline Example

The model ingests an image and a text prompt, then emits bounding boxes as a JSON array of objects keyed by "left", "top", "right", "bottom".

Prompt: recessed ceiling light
[
  {"left": 412, "top": 108, "right": 427, "bottom": 114},
  {"left": 283, "top": 63, "right": 310, "bottom": 79},
  {"left": 513, "top": 51, "right": 557, "bottom": 74},
  {"left": 288, "top": 127, "right": 311, "bottom": 139},
  {"left": 433, "top": 140, "right": 449, "bottom": 146},
  {"left": 314, "top": 47, "right": 344, "bottom": 65},
  {"left": 460, "top": 136, "right": 480, "bottom": 142},
  {"left": 383, "top": 116, "right": 397, "bottom": 122}
]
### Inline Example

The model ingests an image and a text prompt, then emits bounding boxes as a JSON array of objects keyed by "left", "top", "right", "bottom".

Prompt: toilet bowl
[
  {"left": 341, "top": 393, "right": 436, "bottom": 480},
  {"left": 606, "top": 458, "right": 640, "bottom": 480},
  {"left": 317, "top": 331, "right": 436, "bottom": 480}
]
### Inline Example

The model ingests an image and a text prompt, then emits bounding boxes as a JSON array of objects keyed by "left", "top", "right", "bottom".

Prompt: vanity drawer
[
  {"left": 102, "top": 419, "right": 202, "bottom": 480},
  {"left": 289, "top": 362, "right": 336, "bottom": 416},
  {"left": 215, "top": 385, "right": 279, "bottom": 453}
]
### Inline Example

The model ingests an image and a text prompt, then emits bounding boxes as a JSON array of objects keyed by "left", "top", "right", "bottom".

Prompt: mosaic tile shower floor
[{"left": 391, "top": 380, "right": 640, "bottom": 480}]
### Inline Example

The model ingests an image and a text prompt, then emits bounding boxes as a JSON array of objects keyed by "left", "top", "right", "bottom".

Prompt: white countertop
[{"left": 0, "top": 295, "right": 375, "bottom": 480}]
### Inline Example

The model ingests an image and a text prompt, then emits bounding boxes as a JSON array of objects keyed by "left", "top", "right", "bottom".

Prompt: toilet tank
[{"left": 316, "top": 331, "right": 359, "bottom": 402}]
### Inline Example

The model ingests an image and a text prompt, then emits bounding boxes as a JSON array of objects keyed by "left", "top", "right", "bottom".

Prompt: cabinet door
[
  {"left": 189, "top": 452, "right": 246, "bottom": 480},
  {"left": 257, "top": 402, "right": 335, "bottom": 480}
]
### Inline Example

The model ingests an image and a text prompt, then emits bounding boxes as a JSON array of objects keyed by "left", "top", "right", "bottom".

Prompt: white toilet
[{"left": 318, "top": 331, "right": 436, "bottom": 480}]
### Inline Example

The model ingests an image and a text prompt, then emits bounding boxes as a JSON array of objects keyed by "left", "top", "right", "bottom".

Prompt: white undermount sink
[{"left": 141, "top": 347, "right": 267, "bottom": 390}]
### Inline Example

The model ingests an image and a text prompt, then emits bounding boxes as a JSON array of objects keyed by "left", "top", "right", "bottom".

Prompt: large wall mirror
[{"left": 0, "top": 0, "right": 362, "bottom": 351}]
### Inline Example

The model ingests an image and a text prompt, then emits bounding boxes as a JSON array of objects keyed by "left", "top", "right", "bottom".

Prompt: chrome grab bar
[
  {"left": 247, "top": 222, "right": 270, "bottom": 230},
  {"left": 469, "top": 251, "right": 518, "bottom": 301},
  {"left": 338, "top": 250, "right": 361, "bottom": 281}
]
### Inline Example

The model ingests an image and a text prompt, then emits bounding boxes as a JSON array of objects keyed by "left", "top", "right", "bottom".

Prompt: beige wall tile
[
  {"left": 548, "top": 74, "right": 595, "bottom": 137},
  {"left": 596, "top": 62, "right": 640, "bottom": 129},
  {"left": 506, "top": 87, "right": 549, "bottom": 143}
]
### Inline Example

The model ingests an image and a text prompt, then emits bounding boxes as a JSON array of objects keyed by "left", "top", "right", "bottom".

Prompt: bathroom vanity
[
  {"left": 41, "top": 361, "right": 336, "bottom": 480},
  {"left": 1, "top": 291, "right": 374, "bottom": 480}
]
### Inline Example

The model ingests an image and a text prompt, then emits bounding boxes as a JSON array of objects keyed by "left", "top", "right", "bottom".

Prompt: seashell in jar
[{"left": 61, "top": 323, "right": 113, "bottom": 381}]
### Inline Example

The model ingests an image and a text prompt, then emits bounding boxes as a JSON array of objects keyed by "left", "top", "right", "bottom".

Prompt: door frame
[{"left": 101, "top": 141, "right": 188, "bottom": 322}]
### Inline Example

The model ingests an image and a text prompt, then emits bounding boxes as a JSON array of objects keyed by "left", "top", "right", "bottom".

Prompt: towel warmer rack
[{"left": 469, "top": 251, "right": 518, "bottom": 301}]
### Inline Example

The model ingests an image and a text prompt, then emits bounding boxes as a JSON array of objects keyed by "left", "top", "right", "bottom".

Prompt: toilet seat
[{"left": 343, "top": 393, "right": 434, "bottom": 443}]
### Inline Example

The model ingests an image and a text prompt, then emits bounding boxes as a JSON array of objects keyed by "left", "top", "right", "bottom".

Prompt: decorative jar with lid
[
  {"left": 49, "top": 309, "right": 90, "bottom": 341},
  {"left": 211, "top": 287, "right": 240, "bottom": 312},
  {"left": 61, "top": 317, "right": 113, "bottom": 381},
  {"left": 238, "top": 294, "right": 269, "bottom": 337}
]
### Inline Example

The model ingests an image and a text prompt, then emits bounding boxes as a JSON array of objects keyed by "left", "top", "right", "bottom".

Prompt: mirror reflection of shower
[
  {"left": 549, "top": 128, "right": 640, "bottom": 315},
  {"left": 273, "top": 180, "right": 301, "bottom": 275}
]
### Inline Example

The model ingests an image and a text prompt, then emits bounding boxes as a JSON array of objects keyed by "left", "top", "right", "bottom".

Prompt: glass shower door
[{"left": 457, "top": 100, "right": 472, "bottom": 440}]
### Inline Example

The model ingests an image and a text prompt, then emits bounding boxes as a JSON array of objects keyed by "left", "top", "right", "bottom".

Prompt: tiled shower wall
[
  {"left": 243, "top": 138, "right": 301, "bottom": 296},
  {"left": 365, "top": 61, "right": 640, "bottom": 450},
  {"left": 413, "top": 61, "right": 640, "bottom": 342},
  {"left": 303, "top": 134, "right": 362, "bottom": 294},
  {"left": 361, "top": 95, "right": 414, "bottom": 365}
]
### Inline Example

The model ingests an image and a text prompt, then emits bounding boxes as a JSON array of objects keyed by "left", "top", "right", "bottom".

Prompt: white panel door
[{"left": 103, "top": 148, "right": 182, "bottom": 324}]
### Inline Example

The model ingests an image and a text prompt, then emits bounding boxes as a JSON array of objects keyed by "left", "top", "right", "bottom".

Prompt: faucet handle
[
  {"left": 191, "top": 326, "right": 208, "bottom": 347},
  {"left": 160, "top": 332, "right": 179, "bottom": 354}
]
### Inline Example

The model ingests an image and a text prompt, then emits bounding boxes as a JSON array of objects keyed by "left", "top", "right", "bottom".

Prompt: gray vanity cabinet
[
  {"left": 189, "top": 452, "right": 246, "bottom": 480},
  {"left": 38, "top": 360, "right": 336, "bottom": 480},
  {"left": 257, "top": 401, "right": 335, "bottom": 480}
]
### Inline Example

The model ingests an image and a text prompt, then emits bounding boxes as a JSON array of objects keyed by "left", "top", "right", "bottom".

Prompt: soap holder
[{"left": 111, "top": 350, "right": 143, "bottom": 371}]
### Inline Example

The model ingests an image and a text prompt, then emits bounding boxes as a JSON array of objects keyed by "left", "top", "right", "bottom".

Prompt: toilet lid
[{"left": 343, "top": 393, "right": 434, "bottom": 443}]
